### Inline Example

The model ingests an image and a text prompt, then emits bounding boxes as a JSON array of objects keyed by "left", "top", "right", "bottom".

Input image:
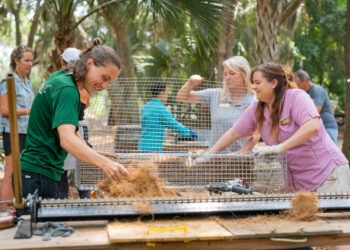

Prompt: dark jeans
[
  {"left": 22, "top": 170, "right": 59, "bottom": 199},
  {"left": 58, "top": 171, "right": 91, "bottom": 199}
]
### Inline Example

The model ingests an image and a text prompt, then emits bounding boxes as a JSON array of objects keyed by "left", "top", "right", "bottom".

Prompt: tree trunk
[
  {"left": 254, "top": 0, "right": 280, "bottom": 64},
  {"left": 27, "top": 0, "right": 43, "bottom": 48},
  {"left": 8, "top": 0, "right": 22, "bottom": 45},
  {"left": 216, "top": 0, "right": 236, "bottom": 82},
  {"left": 254, "top": 0, "right": 302, "bottom": 65},
  {"left": 47, "top": 22, "right": 76, "bottom": 73},
  {"left": 342, "top": 0, "right": 350, "bottom": 158},
  {"left": 98, "top": 0, "right": 139, "bottom": 125}
]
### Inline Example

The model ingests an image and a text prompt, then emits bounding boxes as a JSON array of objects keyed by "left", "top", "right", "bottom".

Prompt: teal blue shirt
[{"left": 138, "top": 98, "right": 192, "bottom": 152}]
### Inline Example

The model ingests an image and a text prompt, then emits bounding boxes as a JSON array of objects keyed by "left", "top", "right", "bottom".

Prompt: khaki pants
[{"left": 316, "top": 164, "right": 350, "bottom": 193}]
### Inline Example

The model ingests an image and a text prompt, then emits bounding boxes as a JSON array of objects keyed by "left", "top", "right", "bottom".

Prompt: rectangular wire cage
[
  {"left": 74, "top": 78, "right": 287, "bottom": 194},
  {"left": 76, "top": 152, "right": 287, "bottom": 193}
]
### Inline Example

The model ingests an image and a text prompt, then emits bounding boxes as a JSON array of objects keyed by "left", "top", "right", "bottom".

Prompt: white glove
[
  {"left": 187, "top": 152, "right": 212, "bottom": 167},
  {"left": 253, "top": 144, "right": 285, "bottom": 156}
]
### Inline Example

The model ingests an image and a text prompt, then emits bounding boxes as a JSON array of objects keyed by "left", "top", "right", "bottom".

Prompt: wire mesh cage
[
  {"left": 76, "top": 152, "right": 287, "bottom": 193},
  {"left": 71, "top": 77, "right": 286, "bottom": 195},
  {"left": 81, "top": 77, "right": 250, "bottom": 154}
]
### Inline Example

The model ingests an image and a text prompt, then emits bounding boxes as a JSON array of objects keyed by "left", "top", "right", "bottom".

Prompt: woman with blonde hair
[
  {"left": 210, "top": 62, "right": 349, "bottom": 192},
  {"left": 176, "top": 56, "right": 256, "bottom": 152}
]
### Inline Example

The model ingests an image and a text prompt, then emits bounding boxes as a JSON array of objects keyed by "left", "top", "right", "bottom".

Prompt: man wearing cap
[
  {"left": 48, "top": 48, "right": 91, "bottom": 199},
  {"left": 294, "top": 69, "right": 338, "bottom": 143}
]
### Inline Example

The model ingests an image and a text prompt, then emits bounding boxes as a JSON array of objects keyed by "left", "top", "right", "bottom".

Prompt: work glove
[
  {"left": 190, "top": 130, "right": 198, "bottom": 139},
  {"left": 253, "top": 144, "right": 285, "bottom": 156},
  {"left": 187, "top": 152, "right": 212, "bottom": 167},
  {"left": 33, "top": 222, "right": 74, "bottom": 241}
]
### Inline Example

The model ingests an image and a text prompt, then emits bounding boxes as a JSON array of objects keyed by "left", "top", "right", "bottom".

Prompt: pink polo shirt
[{"left": 233, "top": 89, "right": 348, "bottom": 192}]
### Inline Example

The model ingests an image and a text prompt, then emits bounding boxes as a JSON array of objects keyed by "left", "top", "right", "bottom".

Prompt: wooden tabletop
[{"left": 1, "top": 212, "right": 350, "bottom": 250}]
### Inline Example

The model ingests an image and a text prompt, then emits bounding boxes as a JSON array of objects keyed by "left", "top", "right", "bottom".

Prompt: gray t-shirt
[
  {"left": 196, "top": 88, "right": 255, "bottom": 152},
  {"left": 307, "top": 84, "right": 337, "bottom": 129}
]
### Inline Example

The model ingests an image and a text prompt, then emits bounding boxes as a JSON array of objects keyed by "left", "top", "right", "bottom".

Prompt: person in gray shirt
[
  {"left": 176, "top": 56, "right": 257, "bottom": 152},
  {"left": 294, "top": 69, "right": 338, "bottom": 143}
]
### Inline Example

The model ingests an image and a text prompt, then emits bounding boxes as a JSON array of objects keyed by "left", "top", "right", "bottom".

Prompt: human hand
[
  {"left": 190, "top": 130, "right": 198, "bottom": 140},
  {"left": 187, "top": 152, "right": 212, "bottom": 167},
  {"left": 253, "top": 144, "right": 285, "bottom": 156},
  {"left": 101, "top": 160, "right": 128, "bottom": 180},
  {"left": 187, "top": 74, "right": 203, "bottom": 88}
]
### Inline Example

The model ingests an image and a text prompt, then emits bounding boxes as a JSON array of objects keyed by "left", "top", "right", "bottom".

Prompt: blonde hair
[{"left": 221, "top": 56, "right": 253, "bottom": 102}]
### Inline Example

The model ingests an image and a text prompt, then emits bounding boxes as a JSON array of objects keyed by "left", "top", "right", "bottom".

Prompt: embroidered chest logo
[{"left": 280, "top": 116, "right": 290, "bottom": 125}]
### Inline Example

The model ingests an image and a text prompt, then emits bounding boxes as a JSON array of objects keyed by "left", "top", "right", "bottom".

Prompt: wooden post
[{"left": 6, "top": 73, "right": 24, "bottom": 209}]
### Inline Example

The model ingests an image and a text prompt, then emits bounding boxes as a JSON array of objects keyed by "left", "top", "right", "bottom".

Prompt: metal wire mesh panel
[
  {"left": 76, "top": 152, "right": 287, "bottom": 193},
  {"left": 82, "top": 77, "right": 249, "bottom": 154},
  {"left": 75, "top": 77, "right": 284, "bottom": 194}
]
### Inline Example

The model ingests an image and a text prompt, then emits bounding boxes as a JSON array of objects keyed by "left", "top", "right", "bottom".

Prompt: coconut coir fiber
[
  {"left": 288, "top": 192, "right": 319, "bottom": 221},
  {"left": 98, "top": 163, "right": 177, "bottom": 198}
]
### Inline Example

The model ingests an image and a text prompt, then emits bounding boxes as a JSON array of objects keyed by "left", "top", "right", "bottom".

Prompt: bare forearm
[
  {"left": 281, "top": 118, "right": 320, "bottom": 151},
  {"left": 209, "top": 128, "right": 240, "bottom": 153},
  {"left": 1, "top": 108, "right": 30, "bottom": 117},
  {"left": 176, "top": 82, "right": 193, "bottom": 102},
  {"left": 237, "top": 133, "right": 260, "bottom": 153},
  {"left": 60, "top": 132, "right": 109, "bottom": 169}
]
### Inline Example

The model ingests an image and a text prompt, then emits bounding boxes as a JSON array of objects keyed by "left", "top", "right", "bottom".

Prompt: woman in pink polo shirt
[{"left": 210, "top": 62, "right": 350, "bottom": 192}]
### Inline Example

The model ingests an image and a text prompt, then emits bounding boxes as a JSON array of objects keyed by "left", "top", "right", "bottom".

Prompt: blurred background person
[
  {"left": 0, "top": 45, "right": 34, "bottom": 202},
  {"left": 176, "top": 56, "right": 256, "bottom": 152},
  {"left": 294, "top": 69, "right": 338, "bottom": 143},
  {"left": 138, "top": 81, "right": 197, "bottom": 152}
]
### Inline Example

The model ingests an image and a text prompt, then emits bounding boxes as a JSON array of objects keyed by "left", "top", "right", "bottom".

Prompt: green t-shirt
[
  {"left": 47, "top": 69, "right": 67, "bottom": 80},
  {"left": 20, "top": 72, "right": 80, "bottom": 181}
]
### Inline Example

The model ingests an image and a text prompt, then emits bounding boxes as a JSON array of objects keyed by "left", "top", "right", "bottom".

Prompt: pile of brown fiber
[
  {"left": 98, "top": 163, "right": 177, "bottom": 198},
  {"left": 288, "top": 192, "right": 319, "bottom": 221}
]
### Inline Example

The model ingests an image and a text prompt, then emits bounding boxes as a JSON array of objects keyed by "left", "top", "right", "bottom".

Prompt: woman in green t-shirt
[{"left": 20, "top": 39, "right": 128, "bottom": 199}]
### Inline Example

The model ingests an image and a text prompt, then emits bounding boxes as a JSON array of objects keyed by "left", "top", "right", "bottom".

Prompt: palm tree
[
  {"left": 97, "top": 0, "right": 229, "bottom": 125},
  {"left": 254, "top": 0, "right": 303, "bottom": 64},
  {"left": 216, "top": 0, "right": 236, "bottom": 82}
]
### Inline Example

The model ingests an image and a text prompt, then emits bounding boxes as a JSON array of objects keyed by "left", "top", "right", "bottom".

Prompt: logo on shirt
[
  {"left": 280, "top": 116, "right": 290, "bottom": 125},
  {"left": 38, "top": 82, "right": 51, "bottom": 94}
]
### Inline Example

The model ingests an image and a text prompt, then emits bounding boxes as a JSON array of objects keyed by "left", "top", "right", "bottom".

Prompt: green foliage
[{"left": 293, "top": 0, "right": 346, "bottom": 109}]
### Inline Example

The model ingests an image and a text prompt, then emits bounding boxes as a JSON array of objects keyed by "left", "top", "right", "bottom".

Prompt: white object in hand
[
  {"left": 253, "top": 144, "right": 284, "bottom": 156},
  {"left": 190, "top": 74, "right": 202, "bottom": 80}
]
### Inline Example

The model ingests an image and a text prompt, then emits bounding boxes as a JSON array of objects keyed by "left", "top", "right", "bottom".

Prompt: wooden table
[{"left": 1, "top": 212, "right": 350, "bottom": 249}]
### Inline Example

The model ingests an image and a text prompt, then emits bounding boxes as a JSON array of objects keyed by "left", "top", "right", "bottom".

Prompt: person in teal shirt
[{"left": 138, "top": 82, "right": 197, "bottom": 152}]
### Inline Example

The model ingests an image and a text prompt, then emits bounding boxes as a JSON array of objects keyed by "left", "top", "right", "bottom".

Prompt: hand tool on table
[{"left": 205, "top": 179, "right": 253, "bottom": 195}]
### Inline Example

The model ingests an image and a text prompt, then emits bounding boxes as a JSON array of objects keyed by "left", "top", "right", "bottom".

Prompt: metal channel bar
[{"left": 37, "top": 193, "right": 350, "bottom": 221}]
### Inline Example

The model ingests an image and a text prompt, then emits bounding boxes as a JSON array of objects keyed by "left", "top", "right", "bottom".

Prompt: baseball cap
[{"left": 61, "top": 47, "right": 81, "bottom": 63}]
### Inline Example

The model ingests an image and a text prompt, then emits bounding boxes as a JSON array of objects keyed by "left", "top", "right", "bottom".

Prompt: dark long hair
[
  {"left": 251, "top": 63, "right": 296, "bottom": 141},
  {"left": 73, "top": 38, "right": 122, "bottom": 83}
]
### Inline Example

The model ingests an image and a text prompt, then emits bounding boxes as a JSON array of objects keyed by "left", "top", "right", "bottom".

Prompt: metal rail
[{"left": 35, "top": 193, "right": 350, "bottom": 221}]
